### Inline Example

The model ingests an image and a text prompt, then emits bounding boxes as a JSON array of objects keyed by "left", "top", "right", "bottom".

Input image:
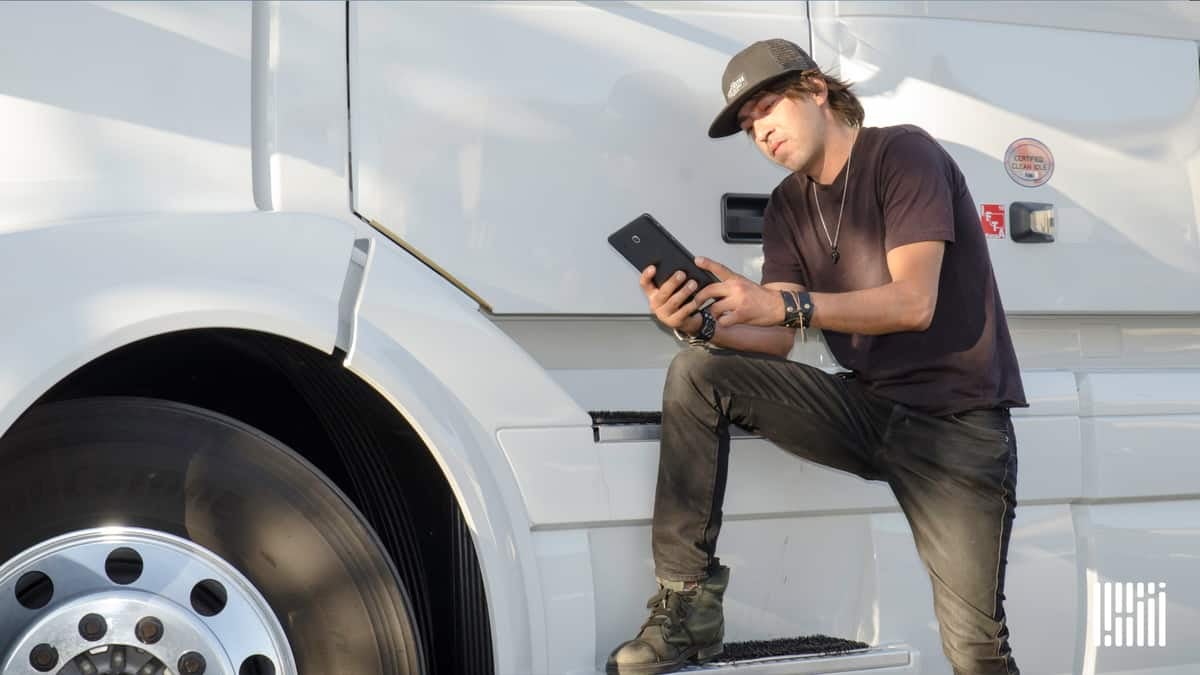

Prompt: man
[{"left": 606, "top": 39, "right": 1027, "bottom": 675}]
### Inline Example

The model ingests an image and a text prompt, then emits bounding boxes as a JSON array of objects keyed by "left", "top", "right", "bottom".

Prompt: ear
[{"left": 808, "top": 76, "right": 829, "bottom": 107}]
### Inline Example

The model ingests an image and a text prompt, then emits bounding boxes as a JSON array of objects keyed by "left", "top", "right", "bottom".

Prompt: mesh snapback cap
[{"left": 708, "top": 39, "right": 819, "bottom": 139}]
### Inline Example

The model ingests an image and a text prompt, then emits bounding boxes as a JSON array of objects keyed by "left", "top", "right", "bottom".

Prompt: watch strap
[
  {"left": 796, "top": 290, "right": 814, "bottom": 328},
  {"left": 675, "top": 307, "right": 716, "bottom": 345},
  {"left": 780, "top": 290, "right": 802, "bottom": 328}
]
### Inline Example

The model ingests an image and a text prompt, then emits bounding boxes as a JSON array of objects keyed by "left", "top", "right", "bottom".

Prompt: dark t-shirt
[{"left": 760, "top": 124, "right": 1028, "bottom": 417}]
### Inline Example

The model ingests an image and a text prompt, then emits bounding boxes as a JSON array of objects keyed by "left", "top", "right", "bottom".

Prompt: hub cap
[{"left": 0, "top": 528, "right": 295, "bottom": 675}]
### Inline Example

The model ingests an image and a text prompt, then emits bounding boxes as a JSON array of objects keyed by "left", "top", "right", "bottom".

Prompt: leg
[
  {"left": 651, "top": 346, "right": 889, "bottom": 582},
  {"left": 885, "top": 406, "right": 1020, "bottom": 675}
]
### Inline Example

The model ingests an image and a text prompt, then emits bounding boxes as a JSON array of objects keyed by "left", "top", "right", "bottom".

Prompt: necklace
[{"left": 811, "top": 127, "right": 858, "bottom": 264}]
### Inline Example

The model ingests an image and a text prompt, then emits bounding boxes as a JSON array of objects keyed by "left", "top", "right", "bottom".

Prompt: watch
[{"left": 674, "top": 307, "right": 716, "bottom": 345}]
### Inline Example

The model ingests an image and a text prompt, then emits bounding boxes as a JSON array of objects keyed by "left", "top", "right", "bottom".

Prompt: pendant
[{"left": 831, "top": 246, "right": 840, "bottom": 264}]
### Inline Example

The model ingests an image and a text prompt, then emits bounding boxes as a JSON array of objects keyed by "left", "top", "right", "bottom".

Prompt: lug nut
[
  {"left": 135, "top": 616, "right": 164, "bottom": 644},
  {"left": 179, "top": 651, "right": 207, "bottom": 675},
  {"left": 29, "top": 643, "right": 58, "bottom": 672},
  {"left": 79, "top": 613, "right": 107, "bottom": 641}
]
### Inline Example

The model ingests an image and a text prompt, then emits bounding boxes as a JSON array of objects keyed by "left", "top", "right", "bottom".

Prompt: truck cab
[{"left": 1, "top": 2, "right": 1198, "bottom": 674}]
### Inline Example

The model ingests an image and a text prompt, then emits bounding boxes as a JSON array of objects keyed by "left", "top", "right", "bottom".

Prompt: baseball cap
[{"left": 708, "top": 39, "right": 819, "bottom": 139}]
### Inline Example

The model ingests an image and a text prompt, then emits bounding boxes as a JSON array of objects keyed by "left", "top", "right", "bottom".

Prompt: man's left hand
[{"left": 692, "top": 258, "right": 785, "bottom": 328}]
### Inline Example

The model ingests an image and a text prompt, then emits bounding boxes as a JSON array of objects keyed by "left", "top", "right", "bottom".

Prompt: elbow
[{"left": 910, "top": 294, "right": 937, "bottom": 332}]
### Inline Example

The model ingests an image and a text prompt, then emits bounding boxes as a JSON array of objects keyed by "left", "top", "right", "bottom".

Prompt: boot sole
[{"left": 606, "top": 641, "right": 724, "bottom": 675}]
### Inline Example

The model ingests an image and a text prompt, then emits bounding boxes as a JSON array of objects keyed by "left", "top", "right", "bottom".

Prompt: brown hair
[{"left": 763, "top": 69, "right": 864, "bottom": 128}]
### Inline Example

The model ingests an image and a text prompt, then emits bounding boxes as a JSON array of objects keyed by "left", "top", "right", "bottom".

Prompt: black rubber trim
[
  {"left": 591, "top": 411, "right": 662, "bottom": 426},
  {"left": 722, "top": 635, "right": 870, "bottom": 660}
]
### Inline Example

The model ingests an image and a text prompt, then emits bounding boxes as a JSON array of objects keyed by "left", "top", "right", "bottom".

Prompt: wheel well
[{"left": 32, "top": 328, "right": 493, "bottom": 675}]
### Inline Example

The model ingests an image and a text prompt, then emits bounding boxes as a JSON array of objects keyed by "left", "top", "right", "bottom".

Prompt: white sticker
[{"left": 1004, "top": 138, "right": 1054, "bottom": 188}]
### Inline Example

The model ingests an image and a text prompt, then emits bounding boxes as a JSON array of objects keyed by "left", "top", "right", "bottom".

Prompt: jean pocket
[{"left": 945, "top": 409, "right": 1011, "bottom": 444}]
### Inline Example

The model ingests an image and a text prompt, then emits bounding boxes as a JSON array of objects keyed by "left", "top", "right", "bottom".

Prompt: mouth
[{"left": 770, "top": 139, "right": 785, "bottom": 157}]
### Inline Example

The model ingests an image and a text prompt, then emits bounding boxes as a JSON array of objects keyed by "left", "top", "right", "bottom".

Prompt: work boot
[{"left": 606, "top": 565, "right": 728, "bottom": 674}]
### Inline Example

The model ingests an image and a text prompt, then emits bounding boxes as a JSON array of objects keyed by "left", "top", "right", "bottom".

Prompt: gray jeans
[{"left": 651, "top": 346, "right": 1019, "bottom": 675}]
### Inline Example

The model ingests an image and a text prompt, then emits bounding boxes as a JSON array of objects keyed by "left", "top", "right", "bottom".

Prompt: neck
[{"left": 808, "top": 123, "right": 858, "bottom": 186}]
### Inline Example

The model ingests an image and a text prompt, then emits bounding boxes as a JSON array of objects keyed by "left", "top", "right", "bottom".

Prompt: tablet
[{"left": 608, "top": 214, "right": 720, "bottom": 295}]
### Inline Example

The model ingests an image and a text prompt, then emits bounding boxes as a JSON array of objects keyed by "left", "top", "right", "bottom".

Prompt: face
[{"left": 737, "top": 87, "right": 827, "bottom": 173}]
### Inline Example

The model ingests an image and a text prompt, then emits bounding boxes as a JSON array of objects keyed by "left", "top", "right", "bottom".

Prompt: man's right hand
[{"left": 640, "top": 266, "right": 702, "bottom": 335}]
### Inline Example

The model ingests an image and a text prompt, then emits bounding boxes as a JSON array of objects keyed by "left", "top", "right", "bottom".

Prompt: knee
[
  {"left": 662, "top": 343, "right": 724, "bottom": 408},
  {"left": 663, "top": 347, "right": 721, "bottom": 405}
]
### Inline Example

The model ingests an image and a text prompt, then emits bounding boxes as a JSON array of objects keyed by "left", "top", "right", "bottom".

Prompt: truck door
[{"left": 349, "top": 1, "right": 809, "bottom": 314}]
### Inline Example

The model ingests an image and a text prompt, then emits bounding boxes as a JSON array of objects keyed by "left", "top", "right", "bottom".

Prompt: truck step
[{"left": 683, "top": 642, "right": 915, "bottom": 674}]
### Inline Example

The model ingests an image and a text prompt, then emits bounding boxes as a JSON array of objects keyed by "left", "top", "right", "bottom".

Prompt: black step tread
[
  {"left": 718, "top": 635, "right": 870, "bottom": 661},
  {"left": 591, "top": 410, "right": 662, "bottom": 426}
]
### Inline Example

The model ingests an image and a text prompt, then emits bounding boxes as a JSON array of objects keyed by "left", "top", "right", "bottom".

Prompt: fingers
[
  {"left": 695, "top": 256, "right": 735, "bottom": 281},
  {"left": 708, "top": 297, "right": 735, "bottom": 318},
  {"left": 650, "top": 270, "right": 687, "bottom": 307},
  {"left": 642, "top": 267, "right": 702, "bottom": 328},
  {"left": 662, "top": 279, "right": 700, "bottom": 318},
  {"left": 666, "top": 298, "right": 700, "bottom": 326},
  {"left": 639, "top": 265, "right": 656, "bottom": 294},
  {"left": 692, "top": 280, "right": 729, "bottom": 306}
]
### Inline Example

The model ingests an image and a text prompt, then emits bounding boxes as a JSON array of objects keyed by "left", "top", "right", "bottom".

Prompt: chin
[{"left": 782, "top": 156, "right": 807, "bottom": 173}]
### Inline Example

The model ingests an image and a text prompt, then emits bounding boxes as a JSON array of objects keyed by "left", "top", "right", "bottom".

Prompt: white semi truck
[{"left": 1, "top": 1, "right": 1198, "bottom": 674}]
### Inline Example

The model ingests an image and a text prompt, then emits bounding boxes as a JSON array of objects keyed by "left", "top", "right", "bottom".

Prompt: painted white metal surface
[
  {"left": 351, "top": 1, "right": 1200, "bottom": 316},
  {"left": 0, "top": 212, "right": 355, "bottom": 435},
  {"left": 1077, "top": 502, "right": 1200, "bottom": 674},
  {"left": 823, "top": 0, "right": 1200, "bottom": 41},
  {"left": 251, "top": 0, "right": 351, "bottom": 218},
  {"left": 811, "top": 2, "right": 1200, "bottom": 313},
  {"left": 0, "top": 1, "right": 256, "bottom": 230},
  {"left": 347, "top": 240, "right": 594, "bottom": 675},
  {"left": 350, "top": 0, "right": 807, "bottom": 314},
  {"left": 2, "top": 2, "right": 1200, "bottom": 674}
]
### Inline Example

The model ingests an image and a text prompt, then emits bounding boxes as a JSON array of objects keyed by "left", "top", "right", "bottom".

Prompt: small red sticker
[{"left": 981, "top": 204, "right": 1006, "bottom": 239}]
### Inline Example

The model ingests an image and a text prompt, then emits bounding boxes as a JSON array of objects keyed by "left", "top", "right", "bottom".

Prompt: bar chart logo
[{"left": 1095, "top": 582, "right": 1166, "bottom": 647}]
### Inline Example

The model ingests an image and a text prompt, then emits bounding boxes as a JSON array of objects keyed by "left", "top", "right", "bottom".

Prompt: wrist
[
  {"left": 774, "top": 292, "right": 787, "bottom": 324},
  {"left": 674, "top": 307, "right": 716, "bottom": 344}
]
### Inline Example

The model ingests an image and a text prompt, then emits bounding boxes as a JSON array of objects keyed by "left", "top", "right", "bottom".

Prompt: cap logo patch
[{"left": 727, "top": 73, "right": 747, "bottom": 100}]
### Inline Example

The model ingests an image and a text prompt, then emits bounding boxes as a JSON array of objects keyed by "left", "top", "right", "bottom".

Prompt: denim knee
[{"left": 663, "top": 347, "right": 719, "bottom": 405}]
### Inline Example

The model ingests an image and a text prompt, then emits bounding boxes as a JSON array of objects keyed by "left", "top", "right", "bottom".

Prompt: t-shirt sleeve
[
  {"left": 880, "top": 131, "right": 957, "bottom": 252},
  {"left": 759, "top": 189, "right": 809, "bottom": 286}
]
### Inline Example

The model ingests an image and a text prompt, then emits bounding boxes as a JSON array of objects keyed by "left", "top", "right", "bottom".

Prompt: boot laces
[{"left": 640, "top": 586, "right": 695, "bottom": 633}]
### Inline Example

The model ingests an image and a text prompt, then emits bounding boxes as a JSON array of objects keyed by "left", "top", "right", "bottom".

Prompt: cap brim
[{"left": 707, "top": 70, "right": 798, "bottom": 139}]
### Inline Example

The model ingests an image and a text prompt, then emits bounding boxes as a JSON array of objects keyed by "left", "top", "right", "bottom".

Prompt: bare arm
[
  {"left": 701, "top": 282, "right": 802, "bottom": 357},
  {"left": 692, "top": 240, "right": 944, "bottom": 339},
  {"left": 645, "top": 240, "right": 943, "bottom": 358},
  {"left": 807, "top": 241, "right": 944, "bottom": 334},
  {"left": 639, "top": 267, "right": 796, "bottom": 358}
]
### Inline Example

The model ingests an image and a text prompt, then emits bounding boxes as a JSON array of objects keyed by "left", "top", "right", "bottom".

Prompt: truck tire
[{"left": 0, "top": 396, "right": 425, "bottom": 674}]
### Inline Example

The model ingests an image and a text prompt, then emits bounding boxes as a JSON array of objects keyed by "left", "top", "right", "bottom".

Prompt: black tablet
[{"left": 608, "top": 214, "right": 720, "bottom": 294}]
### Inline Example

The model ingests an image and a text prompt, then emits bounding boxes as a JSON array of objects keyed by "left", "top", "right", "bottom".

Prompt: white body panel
[
  {"left": 0, "top": 1, "right": 257, "bottom": 228},
  {"left": 352, "top": 0, "right": 1200, "bottom": 315},
  {"left": 350, "top": 0, "right": 810, "bottom": 314},
  {"left": 345, "top": 239, "right": 595, "bottom": 675},
  {"left": 2, "top": 2, "right": 1199, "bottom": 674},
  {"left": 810, "top": 1, "right": 1200, "bottom": 314},
  {"left": 0, "top": 212, "right": 353, "bottom": 434}
]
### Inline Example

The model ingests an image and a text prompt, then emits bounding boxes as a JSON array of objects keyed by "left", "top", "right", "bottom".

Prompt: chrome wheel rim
[{"left": 0, "top": 527, "right": 296, "bottom": 675}]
